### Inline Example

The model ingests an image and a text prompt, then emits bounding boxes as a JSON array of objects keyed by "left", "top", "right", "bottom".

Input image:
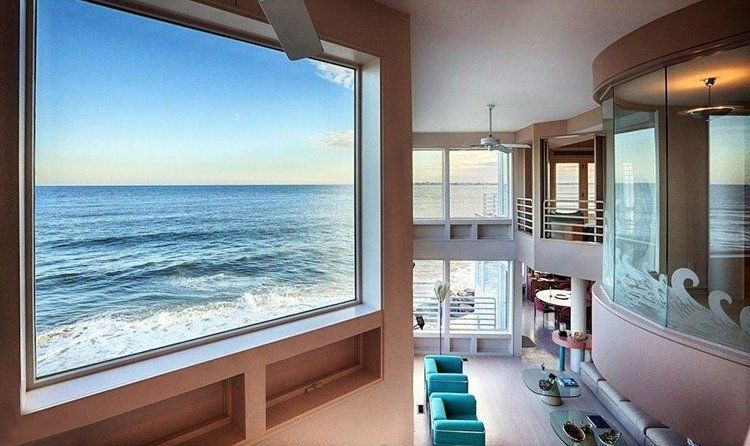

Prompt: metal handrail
[
  {"left": 543, "top": 199, "right": 604, "bottom": 242},
  {"left": 482, "top": 192, "right": 499, "bottom": 217},
  {"left": 413, "top": 295, "right": 498, "bottom": 332},
  {"left": 449, "top": 295, "right": 497, "bottom": 332},
  {"left": 515, "top": 197, "right": 533, "bottom": 234}
]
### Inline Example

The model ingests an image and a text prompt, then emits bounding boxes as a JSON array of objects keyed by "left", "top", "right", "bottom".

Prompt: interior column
[
  {"left": 512, "top": 260, "right": 525, "bottom": 356},
  {"left": 569, "top": 278, "right": 588, "bottom": 372}
]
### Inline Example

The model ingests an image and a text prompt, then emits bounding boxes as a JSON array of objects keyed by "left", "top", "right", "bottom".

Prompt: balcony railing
[
  {"left": 483, "top": 192, "right": 499, "bottom": 217},
  {"left": 543, "top": 199, "right": 603, "bottom": 243},
  {"left": 413, "top": 294, "right": 499, "bottom": 333},
  {"left": 449, "top": 295, "right": 498, "bottom": 332},
  {"left": 413, "top": 294, "right": 440, "bottom": 330},
  {"left": 515, "top": 197, "right": 533, "bottom": 234}
]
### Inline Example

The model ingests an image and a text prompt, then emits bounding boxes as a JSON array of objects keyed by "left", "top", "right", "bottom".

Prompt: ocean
[
  {"left": 413, "top": 184, "right": 503, "bottom": 218},
  {"left": 34, "top": 185, "right": 355, "bottom": 377}
]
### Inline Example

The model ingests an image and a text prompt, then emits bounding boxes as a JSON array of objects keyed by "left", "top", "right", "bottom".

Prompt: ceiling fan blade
[
  {"left": 462, "top": 144, "right": 485, "bottom": 148},
  {"left": 259, "top": 0, "right": 324, "bottom": 61},
  {"left": 501, "top": 143, "right": 532, "bottom": 149},
  {"left": 491, "top": 145, "right": 513, "bottom": 154}
]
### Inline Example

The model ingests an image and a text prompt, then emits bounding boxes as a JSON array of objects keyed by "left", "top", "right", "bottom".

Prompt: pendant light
[{"left": 681, "top": 77, "right": 734, "bottom": 119}]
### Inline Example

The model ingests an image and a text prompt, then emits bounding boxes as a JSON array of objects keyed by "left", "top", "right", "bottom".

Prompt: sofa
[
  {"left": 424, "top": 355, "right": 469, "bottom": 399},
  {"left": 580, "top": 361, "right": 690, "bottom": 446},
  {"left": 429, "top": 392, "right": 485, "bottom": 446}
]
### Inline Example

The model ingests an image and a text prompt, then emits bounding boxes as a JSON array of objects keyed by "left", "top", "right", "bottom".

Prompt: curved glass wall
[{"left": 602, "top": 44, "right": 750, "bottom": 352}]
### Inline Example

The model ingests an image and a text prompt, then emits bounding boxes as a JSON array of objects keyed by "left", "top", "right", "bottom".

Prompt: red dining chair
[
  {"left": 534, "top": 297, "right": 556, "bottom": 328},
  {"left": 558, "top": 306, "right": 571, "bottom": 328}
]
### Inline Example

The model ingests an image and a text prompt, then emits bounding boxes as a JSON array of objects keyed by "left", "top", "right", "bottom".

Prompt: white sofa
[{"left": 580, "top": 361, "right": 690, "bottom": 446}]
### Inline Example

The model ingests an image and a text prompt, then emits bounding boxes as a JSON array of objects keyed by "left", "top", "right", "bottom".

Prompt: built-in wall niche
[
  {"left": 414, "top": 334, "right": 512, "bottom": 356},
  {"left": 450, "top": 224, "right": 473, "bottom": 240},
  {"left": 449, "top": 336, "right": 472, "bottom": 353},
  {"left": 477, "top": 223, "right": 512, "bottom": 240},
  {"left": 31, "top": 375, "right": 245, "bottom": 445},
  {"left": 414, "top": 223, "right": 444, "bottom": 240},
  {"left": 414, "top": 222, "right": 513, "bottom": 241},
  {"left": 265, "top": 327, "right": 382, "bottom": 430}
]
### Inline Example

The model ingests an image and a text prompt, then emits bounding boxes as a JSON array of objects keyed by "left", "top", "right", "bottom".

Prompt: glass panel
[
  {"left": 413, "top": 150, "right": 444, "bottom": 219},
  {"left": 449, "top": 261, "right": 509, "bottom": 332},
  {"left": 587, "top": 162, "right": 597, "bottom": 219},
  {"left": 612, "top": 69, "right": 666, "bottom": 324},
  {"left": 665, "top": 44, "right": 749, "bottom": 351},
  {"left": 449, "top": 150, "right": 508, "bottom": 218},
  {"left": 413, "top": 260, "right": 444, "bottom": 331},
  {"left": 34, "top": 0, "right": 356, "bottom": 377},
  {"left": 602, "top": 95, "right": 615, "bottom": 296},
  {"left": 555, "top": 163, "right": 580, "bottom": 209},
  {"left": 604, "top": 44, "right": 750, "bottom": 352}
]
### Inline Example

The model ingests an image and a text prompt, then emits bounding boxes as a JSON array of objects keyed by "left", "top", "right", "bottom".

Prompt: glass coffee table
[
  {"left": 522, "top": 368, "right": 581, "bottom": 406},
  {"left": 550, "top": 410, "right": 626, "bottom": 445}
]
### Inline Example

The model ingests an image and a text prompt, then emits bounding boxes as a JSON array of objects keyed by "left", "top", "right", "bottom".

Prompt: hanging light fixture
[{"left": 681, "top": 77, "right": 735, "bottom": 119}]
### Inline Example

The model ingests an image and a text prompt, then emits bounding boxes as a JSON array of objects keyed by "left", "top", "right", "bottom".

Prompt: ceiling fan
[
  {"left": 464, "top": 104, "right": 531, "bottom": 153},
  {"left": 258, "top": 0, "right": 324, "bottom": 61}
]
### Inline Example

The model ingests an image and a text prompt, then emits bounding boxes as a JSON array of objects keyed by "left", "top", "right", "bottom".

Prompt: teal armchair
[
  {"left": 424, "top": 355, "right": 469, "bottom": 400},
  {"left": 429, "top": 393, "right": 485, "bottom": 446}
]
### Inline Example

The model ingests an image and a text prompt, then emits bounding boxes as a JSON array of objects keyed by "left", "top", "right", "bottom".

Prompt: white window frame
[
  {"left": 412, "top": 259, "right": 512, "bottom": 336},
  {"left": 22, "top": 0, "right": 378, "bottom": 389},
  {"left": 413, "top": 147, "right": 513, "bottom": 224}
]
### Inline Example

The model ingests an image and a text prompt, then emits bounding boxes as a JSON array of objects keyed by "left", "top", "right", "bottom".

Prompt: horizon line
[{"left": 36, "top": 183, "right": 354, "bottom": 187}]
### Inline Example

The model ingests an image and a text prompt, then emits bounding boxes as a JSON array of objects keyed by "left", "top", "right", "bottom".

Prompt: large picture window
[
  {"left": 450, "top": 150, "right": 510, "bottom": 218},
  {"left": 413, "top": 148, "right": 511, "bottom": 221},
  {"left": 32, "top": 0, "right": 357, "bottom": 378},
  {"left": 413, "top": 150, "right": 444, "bottom": 219}
]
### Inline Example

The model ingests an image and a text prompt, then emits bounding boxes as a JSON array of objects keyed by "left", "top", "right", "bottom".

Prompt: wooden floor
[{"left": 413, "top": 300, "right": 637, "bottom": 446}]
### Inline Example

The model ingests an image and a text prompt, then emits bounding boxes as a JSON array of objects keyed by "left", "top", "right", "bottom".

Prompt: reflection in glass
[
  {"left": 612, "top": 69, "right": 666, "bottom": 324},
  {"left": 605, "top": 44, "right": 749, "bottom": 352},
  {"left": 663, "top": 43, "right": 749, "bottom": 350},
  {"left": 709, "top": 117, "right": 749, "bottom": 260},
  {"left": 413, "top": 150, "right": 444, "bottom": 219},
  {"left": 602, "top": 96, "right": 615, "bottom": 296}
]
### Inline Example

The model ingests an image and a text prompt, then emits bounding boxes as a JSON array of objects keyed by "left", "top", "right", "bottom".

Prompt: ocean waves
[
  {"left": 34, "top": 185, "right": 356, "bottom": 377},
  {"left": 35, "top": 283, "right": 352, "bottom": 376}
]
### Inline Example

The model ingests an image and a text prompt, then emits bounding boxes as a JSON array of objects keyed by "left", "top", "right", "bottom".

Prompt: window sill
[{"left": 23, "top": 303, "right": 380, "bottom": 414}]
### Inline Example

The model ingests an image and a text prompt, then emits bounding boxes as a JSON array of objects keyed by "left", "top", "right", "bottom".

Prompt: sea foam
[{"left": 36, "top": 285, "right": 352, "bottom": 376}]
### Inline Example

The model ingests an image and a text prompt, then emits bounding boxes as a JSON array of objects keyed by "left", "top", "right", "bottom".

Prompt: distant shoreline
[{"left": 35, "top": 183, "right": 354, "bottom": 187}]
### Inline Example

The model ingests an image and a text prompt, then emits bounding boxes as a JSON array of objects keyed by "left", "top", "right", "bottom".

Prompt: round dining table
[{"left": 535, "top": 289, "right": 576, "bottom": 307}]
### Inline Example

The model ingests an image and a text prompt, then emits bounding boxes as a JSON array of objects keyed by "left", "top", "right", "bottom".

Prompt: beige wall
[
  {"left": 566, "top": 108, "right": 602, "bottom": 134},
  {"left": 592, "top": 0, "right": 750, "bottom": 101},
  {"left": 593, "top": 287, "right": 750, "bottom": 446},
  {"left": 0, "top": 0, "right": 413, "bottom": 444}
]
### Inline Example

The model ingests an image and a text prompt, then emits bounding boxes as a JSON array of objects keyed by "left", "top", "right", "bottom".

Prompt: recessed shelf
[
  {"left": 450, "top": 224, "right": 473, "bottom": 240},
  {"left": 34, "top": 375, "right": 245, "bottom": 446},
  {"left": 265, "top": 328, "right": 382, "bottom": 430},
  {"left": 477, "top": 223, "right": 511, "bottom": 240}
]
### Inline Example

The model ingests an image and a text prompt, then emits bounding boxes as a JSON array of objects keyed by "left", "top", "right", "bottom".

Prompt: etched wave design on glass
[{"left": 667, "top": 268, "right": 749, "bottom": 352}]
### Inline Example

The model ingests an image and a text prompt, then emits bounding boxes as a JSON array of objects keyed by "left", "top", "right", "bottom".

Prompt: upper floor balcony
[{"left": 513, "top": 133, "right": 605, "bottom": 281}]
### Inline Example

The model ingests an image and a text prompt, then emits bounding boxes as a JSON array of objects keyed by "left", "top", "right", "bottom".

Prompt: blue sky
[{"left": 35, "top": 0, "right": 355, "bottom": 185}]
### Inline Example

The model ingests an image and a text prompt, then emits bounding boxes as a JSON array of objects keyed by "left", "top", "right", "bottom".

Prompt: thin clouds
[
  {"left": 310, "top": 130, "right": 354, "bottom": 152},
  {"left": 309, "top": 60, "right": 354, "bottom": 90}
]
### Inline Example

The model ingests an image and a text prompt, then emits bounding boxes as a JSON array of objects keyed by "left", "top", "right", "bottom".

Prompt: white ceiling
[{"left": 375, "top": 0, "right": 699, "bottom": 132}]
